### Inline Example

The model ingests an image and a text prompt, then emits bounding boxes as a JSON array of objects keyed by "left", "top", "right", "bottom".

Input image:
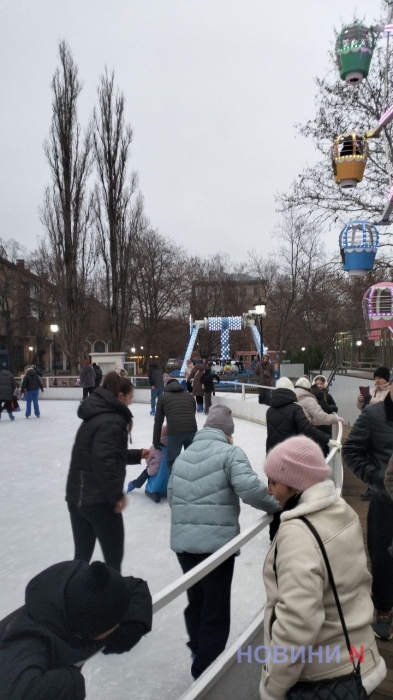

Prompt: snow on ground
[{"left": 0, "top": 400, "right": 270, "bottom": 700}]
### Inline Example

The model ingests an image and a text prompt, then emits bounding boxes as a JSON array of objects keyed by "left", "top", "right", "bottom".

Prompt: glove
[
  {"left": 102, "top": 621, "right": 146, "bottom": 654},
  {"left": 328, "top": 439, "right": 342, "bottom": 449}
]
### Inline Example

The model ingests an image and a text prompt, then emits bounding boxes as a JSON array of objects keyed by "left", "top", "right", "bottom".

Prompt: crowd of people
[{"left": 1, "top": 359, "right": 392, "bottom": 699}]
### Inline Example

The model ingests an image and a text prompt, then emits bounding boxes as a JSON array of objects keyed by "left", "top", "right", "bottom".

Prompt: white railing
[{"left": 149, "top": 425, "right": 343, "bottom": 699}]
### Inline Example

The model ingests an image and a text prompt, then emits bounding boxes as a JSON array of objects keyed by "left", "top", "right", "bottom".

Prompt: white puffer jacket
[
  {"left": 295, "top": 387, "right": 339, "bottom": 426},
  {"left": 260, "top": 480, "right": 386, "bottom": 700}
]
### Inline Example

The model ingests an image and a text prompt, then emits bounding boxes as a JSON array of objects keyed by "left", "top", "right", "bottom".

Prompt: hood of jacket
[
  {"left": 3, "top": 561, "right": 91, "bottom": 645},
  {"left": 163, "top": 380, "right": 184, "bottom": 393},
  {"left": 77, "top": 387, "right": 132, "bottom": 423},
  {"left": 270, "top": 388, "right": 297, "bottom": 408}
]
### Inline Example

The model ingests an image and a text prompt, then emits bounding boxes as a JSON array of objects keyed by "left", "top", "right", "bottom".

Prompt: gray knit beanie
[{"left": 204, "top": 405, "right": 235, "bottom": 435}]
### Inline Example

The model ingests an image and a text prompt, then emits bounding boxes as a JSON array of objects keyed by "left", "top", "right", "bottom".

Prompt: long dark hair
[{"left": 102, "top": 372, "right": 134, "bottom": 398}]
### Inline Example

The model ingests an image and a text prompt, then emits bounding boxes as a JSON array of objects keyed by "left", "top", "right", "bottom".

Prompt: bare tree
[
  {"left": 133, "top": 229, "right": 191, "bottom": 370},
  {"left": 248, "top": 214, "right": 326, "bottom": 364},
  {"left": 41, "top": 40, "right": 95, "bottom": 373},
  {"left": 26, "top": 250, "right": 57, "bottom": 366},
  {"left": 93, "top": 70, "right": 142, "bottom": 351}
]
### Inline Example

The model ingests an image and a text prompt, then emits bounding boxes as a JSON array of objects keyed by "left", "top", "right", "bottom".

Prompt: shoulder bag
[{"left": 274, "top": 516, "right": 368, "bottom": 700}]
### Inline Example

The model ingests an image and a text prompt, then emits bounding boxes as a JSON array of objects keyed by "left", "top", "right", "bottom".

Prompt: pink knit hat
[{"left": 264, "top": 436, "right": 330, "bottom": 492}]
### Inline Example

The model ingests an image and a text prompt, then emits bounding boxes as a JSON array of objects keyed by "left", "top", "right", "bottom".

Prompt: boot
[
  {"left": 150, "top": 408, "right": 156, "bottom": 416},
  {"left": 145, "top": 491, "right": 160, "bottom": 503},
  {"left": 8, "top": 413, "right": 15, "bottom": 421},
  {"left": 197, "top": 404, "right": 203, "bottom": 413}
]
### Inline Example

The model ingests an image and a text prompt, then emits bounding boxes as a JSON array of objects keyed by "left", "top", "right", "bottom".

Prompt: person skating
[
  {"left": 266, "top": 377, "right": 340, "bottom": 453},
  {"left": 189, "top": 360, "right": 205, "bottom": 412},
  {"left": 201, "top": 366, "right": 220, "bottom": 414},
  {"left": 259, "top": 436, "right": 386, "bottom": 700},
  {"left": 0, "top": 560, "right": 152, "bottom": 700},
  {"left": 148, "top": 362, "right": 164, "bottom": 416},
  {"left": 168, "top": 405, "right": 279, "bottom": 680},
  {"left": 66, "top": 372, "right": 150, "bottom": 572},
  {"left": 294, "top": 377, "right": 345, "bottom": 428},
  {"left": 92, "top": 362, "right": 103, "bottom": 389},
  {"left": 153, "top": 378, "right": 197, "bottom": 473},
  {"left": 79, "top": 361, "right": 96, "bottom": 400},
  {"left": 127, "top": 425, "right": 168, "bottom": 502},
  {"left": 0, "top": 368, "right": 17, "bottom": 421},
  {"left": 310, "top": 374, "right": 339, "bottom": 456},
  {"left": 21, "top": 366, "right": 44, "bottom": 419},
  {"left": 255, "top": 354, "right": 274, "bottom": 405}
]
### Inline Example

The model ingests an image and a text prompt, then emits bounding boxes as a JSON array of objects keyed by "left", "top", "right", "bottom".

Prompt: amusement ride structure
[{"left": 334, "top": 18, "right": 393, "bottom": 276}]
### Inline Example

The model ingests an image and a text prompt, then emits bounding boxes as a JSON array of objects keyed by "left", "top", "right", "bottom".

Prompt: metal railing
[{"left": 148, "top": 421, "right": 343, "bottom": 699}]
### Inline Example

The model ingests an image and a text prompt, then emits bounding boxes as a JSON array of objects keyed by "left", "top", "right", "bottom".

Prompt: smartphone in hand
[{"left": 359, "top": 386, "right": 370, "bottom": 397}]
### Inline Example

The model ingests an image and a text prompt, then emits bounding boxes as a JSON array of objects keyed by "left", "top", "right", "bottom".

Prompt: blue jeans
[
  {"left": 151, "top": 387, "right": 163, "bottom": 410},
  {"left": 167, "top": 431, "right": 196, "bottom": 472},
  {"left": 26, "top": 390, "right": 40, "bottom": 417}
]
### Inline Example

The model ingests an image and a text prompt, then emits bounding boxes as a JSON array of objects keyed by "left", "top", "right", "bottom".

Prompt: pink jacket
[{"left": 146, "top": 426, "right": 168, "bottom": 476}]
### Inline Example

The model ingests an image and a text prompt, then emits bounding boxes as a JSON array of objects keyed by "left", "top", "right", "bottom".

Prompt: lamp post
[
  {"left": 254, "top": 298, "right": 267, "bottom": 359},
  {"left": 356, "top": 339, "right": 362, "bottom": 363},
  {"left": 28, "top": 346, "right": 34, "bottom": 365},
  {"left": 50, "top": 324, "right": 59, "bottom": 376}
]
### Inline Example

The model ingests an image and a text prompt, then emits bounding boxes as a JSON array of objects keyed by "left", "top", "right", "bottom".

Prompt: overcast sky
[{"left": 1, "top": 0, "right": 380, "bottom": 262}]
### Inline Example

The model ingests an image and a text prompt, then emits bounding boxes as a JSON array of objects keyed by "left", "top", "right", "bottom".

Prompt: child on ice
[{"left": 127, "top": 425, "right": 168, "bottom": 496}]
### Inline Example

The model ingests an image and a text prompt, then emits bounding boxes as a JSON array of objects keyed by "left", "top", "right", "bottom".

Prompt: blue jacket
[{"left": 168, "top": 428, "right": 278, "bottom": 553}]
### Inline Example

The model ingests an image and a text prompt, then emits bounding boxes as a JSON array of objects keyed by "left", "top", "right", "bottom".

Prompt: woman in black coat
[
  {"left": 266, "top": 377, "right": 334, "bottom": 454},
  {"left": 66, "top": 372, "right": 149, "bottom": 572}
]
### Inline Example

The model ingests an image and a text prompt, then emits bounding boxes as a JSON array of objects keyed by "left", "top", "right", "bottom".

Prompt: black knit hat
[
  {"left": 374, "top": 366, "right": 390, "bottom": 383},
  {"left": 65, "top": 561, "right": 131, "bottom": 638}
]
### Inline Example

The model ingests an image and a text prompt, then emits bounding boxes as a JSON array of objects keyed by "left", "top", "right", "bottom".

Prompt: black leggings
[{"left": 67, "top": 502, "right": 124, "bottom": 572}]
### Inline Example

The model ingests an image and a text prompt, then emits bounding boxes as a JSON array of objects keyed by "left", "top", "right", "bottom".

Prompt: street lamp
[
  {"left": 28, "top": 346, "right": 34, "bottom": 365},
  {"left": 50, "top": 324, "right": 59, "bottom": 376},
  {"left": 301, "top": 347, "right": 306, "bottom": 352},
  {"left": 356, "top": 339, "right": 362, "bottom": 363},
  {"left": 131, "top": 346, "right": 136, "bottom": 354},
  {"left": 254, "top": 298, "right": 267, "bottom": 359}
]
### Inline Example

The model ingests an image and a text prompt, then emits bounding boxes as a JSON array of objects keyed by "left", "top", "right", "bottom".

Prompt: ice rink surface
[{"left": 0, "top": 400, "right": 270, "bottom": 699}]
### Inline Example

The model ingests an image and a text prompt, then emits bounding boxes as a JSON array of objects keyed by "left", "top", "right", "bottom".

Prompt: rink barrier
[
  {"left": 14, "top": 379, "right": 343, "bottom": 697},
  {"left": 150, "top": 423, "right": 343, "bottom": 700}
]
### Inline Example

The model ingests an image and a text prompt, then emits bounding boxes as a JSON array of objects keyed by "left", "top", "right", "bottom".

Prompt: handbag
[{"left": 274, "top": 516, "right": 368, "bottom": 700}]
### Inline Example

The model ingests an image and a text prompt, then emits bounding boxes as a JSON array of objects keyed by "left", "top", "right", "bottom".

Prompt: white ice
[{"left": 0, "top": 400, "right": 270, "bottom": 700}]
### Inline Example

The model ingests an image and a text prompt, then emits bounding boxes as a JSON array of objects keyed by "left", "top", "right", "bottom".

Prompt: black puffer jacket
[
  {"left": 21, "top": 369, "right": 43, "bottom": 393},
  {"left": 153, "top": 380, "right": 197, "bottom": 446},
  {"left": 148, "top": 364, "right": 164, "bottom": 389},
  {"left": 0, "top": 560, "right": 152, "bottom": 700},
  {"left": 66, "top": 388, "right": 142, "bottom": 507},
  {"left": 0, "top": 370, "right": 16, "bottom": 401},
  {"left": 266, "top": 388, "right": 330, "bottom": 453},
  {"left": 343, "top": 392, "right": 393, "bottom": 503}
]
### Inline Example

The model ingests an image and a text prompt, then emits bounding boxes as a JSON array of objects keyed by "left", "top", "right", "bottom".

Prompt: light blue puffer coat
[{"left": 167, "top": 428, "right": 278, "bottom": 554}]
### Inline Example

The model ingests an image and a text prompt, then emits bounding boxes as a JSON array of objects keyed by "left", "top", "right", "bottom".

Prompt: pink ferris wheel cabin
[{"left": 362, "top": 282, "right": 393, "bottom": 344}]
